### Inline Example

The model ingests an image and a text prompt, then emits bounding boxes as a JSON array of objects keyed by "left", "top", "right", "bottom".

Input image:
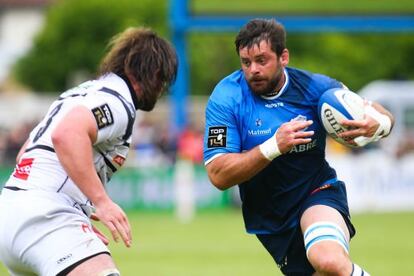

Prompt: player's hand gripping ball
[{"left": 317, "top": 88, "right": 365, "bottom": 147}]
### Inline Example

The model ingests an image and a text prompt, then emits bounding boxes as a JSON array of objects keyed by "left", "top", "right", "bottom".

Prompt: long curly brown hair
[{"left": 99, "top": 27, "right": 178, "bottom": 110}]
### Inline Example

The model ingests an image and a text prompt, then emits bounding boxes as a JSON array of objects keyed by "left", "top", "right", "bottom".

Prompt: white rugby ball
[{"left": 318, "top": 88, "right": 365, "bottom": 147}]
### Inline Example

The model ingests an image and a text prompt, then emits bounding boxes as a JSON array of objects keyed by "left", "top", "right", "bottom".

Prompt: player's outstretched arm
[
  {"left": 52, "top": 105, "right": 132, "bottom": 247},
  {"left": 206, "top": 120, "right": 314, "bottom": 190}
]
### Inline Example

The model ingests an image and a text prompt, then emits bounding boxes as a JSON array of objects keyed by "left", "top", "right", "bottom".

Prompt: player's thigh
[
  {"left": 32, "top": 218, "right": 109, "bottom": 276},
  {"left": 16, "top": 200, "right": 109, "bottom": 275},
  {"left": 67, "top": 253, "right": 118, "bottom": 276},
  {"left": 300, "top": 204, "right": 350, "bottom": 239}
]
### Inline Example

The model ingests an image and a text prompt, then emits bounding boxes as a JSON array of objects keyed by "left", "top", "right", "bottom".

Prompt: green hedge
[{"left": 14, "top": 0, "right": 167, "bottom": 92}]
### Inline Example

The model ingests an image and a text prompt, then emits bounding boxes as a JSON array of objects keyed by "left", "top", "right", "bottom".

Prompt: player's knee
[
  {"left": 304, "top": 221, "right": 350, "bottom": 273},
  {"left": 98, "top": 268, "right": 121, "bottom": 276},
  {"left": 311, "top": 253, "right": 348, "bottom": 274}
]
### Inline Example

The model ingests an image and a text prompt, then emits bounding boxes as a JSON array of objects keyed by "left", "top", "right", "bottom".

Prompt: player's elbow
[
  {"left": 206, "top": 169, "right": 232, "bottom": 191},
  {"left": 210, "top": 178, "right": 231, "bottom": 191},
  {"left": 206, "top": 159, "right": 236, "bottom": 191}
]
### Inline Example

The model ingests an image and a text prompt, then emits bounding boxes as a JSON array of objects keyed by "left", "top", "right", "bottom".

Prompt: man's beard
[
  {"left": 247, "top": 68, "right": 284, "bottom": 96},
  {"left": 136, "top": 89, "right": 158, "bottom": 111},
  {"left": 248, "top": 76, "right": 280, "bottom": 96}
]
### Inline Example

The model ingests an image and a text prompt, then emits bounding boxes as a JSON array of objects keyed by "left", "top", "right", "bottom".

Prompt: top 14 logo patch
[
  {"left": 207, "top": 126, "right": 227, "bottom": 148},
  {"left": 92, "top": 104, "right": 114, "bottom": 129}
]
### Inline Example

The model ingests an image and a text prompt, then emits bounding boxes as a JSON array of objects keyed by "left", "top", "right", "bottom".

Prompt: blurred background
[{"left": 0, "top": 0, "right": 413, "bottom": 275}]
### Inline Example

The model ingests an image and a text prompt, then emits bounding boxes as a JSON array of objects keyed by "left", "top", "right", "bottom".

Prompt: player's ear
[{"left": 280, "top": 49, "right": 289, "bottom": 66}]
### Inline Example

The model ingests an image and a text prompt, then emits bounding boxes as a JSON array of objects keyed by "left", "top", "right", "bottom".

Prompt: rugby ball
[{"left": 318, "top": 88, "right": 365, "bottom": 147}]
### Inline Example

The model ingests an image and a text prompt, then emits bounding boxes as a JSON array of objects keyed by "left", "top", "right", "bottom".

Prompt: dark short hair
[
  {"left": 99, "top": 27, "right": 178, "bottom": 95},
  {"left": 235, "top": 18, "right": 286, "bottom": 56}
]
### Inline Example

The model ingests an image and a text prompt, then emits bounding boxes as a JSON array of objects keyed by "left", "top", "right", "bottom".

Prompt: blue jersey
[{"left": 204, "top": 67, "right": 344, "bottom": 234}]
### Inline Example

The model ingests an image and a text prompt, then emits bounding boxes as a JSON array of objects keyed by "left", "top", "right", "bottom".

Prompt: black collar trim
[{"left": 119, "top": 74, "right": 140, "bottom": 110}]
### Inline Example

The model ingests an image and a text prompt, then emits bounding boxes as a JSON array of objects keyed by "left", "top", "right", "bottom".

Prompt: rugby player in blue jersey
[{"left": 203, "top": 18, "right": 393, "bottom": 275}]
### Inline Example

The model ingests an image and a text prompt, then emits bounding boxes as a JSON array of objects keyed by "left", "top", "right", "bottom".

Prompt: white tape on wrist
[
  {"left": 354, "top": 105, "right": 392, "bottom": 147},
  {"left": 354, "top": 136, "right": 372, "bottom": 147},
  {"left": 365, "top": 105, "right": 392, "bottom": 137},
  {"left": 259, "top": 132, "right": 281, "bottom": 160}
]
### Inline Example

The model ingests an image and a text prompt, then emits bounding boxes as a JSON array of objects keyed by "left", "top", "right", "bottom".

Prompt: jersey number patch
[
  {"left": 207, "top": 126, "right": 227, "bottom": 148},
  {"left": 92, "top": 104, "right": 114, "bottom": 129}
]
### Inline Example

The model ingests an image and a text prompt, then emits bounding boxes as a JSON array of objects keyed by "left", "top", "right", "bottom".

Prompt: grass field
[{"left": 1, "top": 210, "right": 413, "bottom": 275}]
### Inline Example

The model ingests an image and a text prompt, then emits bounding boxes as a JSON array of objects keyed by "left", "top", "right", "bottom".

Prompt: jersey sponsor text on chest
[
  {"left": 248, "top": 128, "right": 272, "bottom": 136},
  {"left": 289, "top": 139, "right": 317, "bottom": 153}
]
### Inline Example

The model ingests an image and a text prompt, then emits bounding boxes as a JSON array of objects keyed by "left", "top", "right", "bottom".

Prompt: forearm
[
  {"left": 206, "top": 146, "right": 270, "bottom": 190},
  {"left": 206, "top": 120, "right": 314, "bottom": 190}
]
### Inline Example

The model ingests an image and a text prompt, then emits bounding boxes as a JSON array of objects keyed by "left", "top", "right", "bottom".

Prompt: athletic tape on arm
[
  {"left": 354, "top": 105, "right": 392, "bottom": 147},
  {"left": 259, "top": 130, "right": 281, "bottom": 160}
]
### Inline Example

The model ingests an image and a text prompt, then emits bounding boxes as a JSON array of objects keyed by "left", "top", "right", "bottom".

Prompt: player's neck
[{"left": 264, "top": 72, "right": 286, "bottom": 97}]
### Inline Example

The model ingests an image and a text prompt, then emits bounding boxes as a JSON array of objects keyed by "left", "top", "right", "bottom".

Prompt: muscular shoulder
[
  {"left": 86, "top": 91, "right": 129, "bottom": 125},
  {"left": 88, "top": 91, "right": 134, "bottom": 143},
  {"left": 62, "top": 81, "right": 134, "bottom": 143}
]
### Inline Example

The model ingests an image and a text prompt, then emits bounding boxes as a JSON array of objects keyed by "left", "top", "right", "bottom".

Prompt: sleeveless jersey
[{"left": 4, "top": 73, "right": 136, "bottom": 215}]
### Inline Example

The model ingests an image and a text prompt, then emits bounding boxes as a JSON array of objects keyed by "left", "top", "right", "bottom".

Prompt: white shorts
[{"left": 0, "top": 188, "right": 109, "bottom": 276}]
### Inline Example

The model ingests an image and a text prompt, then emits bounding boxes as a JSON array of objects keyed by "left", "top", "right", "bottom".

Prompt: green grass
[
  {"left": 192, "top": 0, "right": 414, "bottom": 14},
  {"left": 1, "top": 210, "right": 413, "bottom": 275}
]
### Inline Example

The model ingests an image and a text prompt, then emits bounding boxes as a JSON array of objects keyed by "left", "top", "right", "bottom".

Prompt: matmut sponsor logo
[
  {"left": 13, "top": 158, "right": 34, "bottom": 180},
  {"left": 248, "top": 128, "right": 272, "bottom": 136}
]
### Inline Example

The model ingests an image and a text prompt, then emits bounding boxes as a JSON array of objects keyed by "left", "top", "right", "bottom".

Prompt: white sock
[{"left": 351, "top": 263, "right": 370, "bottom": 276}]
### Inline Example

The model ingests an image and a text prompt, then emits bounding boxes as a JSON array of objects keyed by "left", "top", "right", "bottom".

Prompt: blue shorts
[{"left": 256, "top": 181, "right": 355, "bottom": 275}]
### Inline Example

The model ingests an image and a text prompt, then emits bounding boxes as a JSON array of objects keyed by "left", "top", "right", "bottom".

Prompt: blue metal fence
[{"left": 169, "top": 0, "right": 414, "bottom": 132}]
